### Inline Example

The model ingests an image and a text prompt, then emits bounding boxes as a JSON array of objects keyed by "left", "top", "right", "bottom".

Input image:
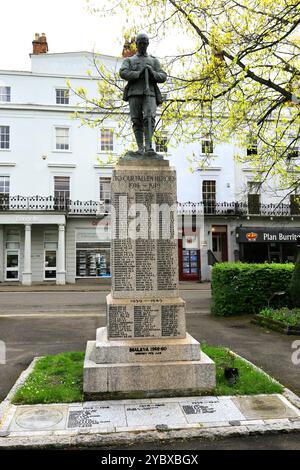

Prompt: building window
[
  {"left": 0, "top": 175, "right": 10, "bottom": 209},
  {"left": 54, "top": 176, "right": 70, "bottom": 210},
  {"left": 290, "top": 194, "right": 300, "bottom": 215},
  {"left": 202, "top": 180, "right": 216, "bottom": 214},
  {"left": 5, "top": 230, "right": 20, "bottom": 281},
  {"left": 55, "top": 127, "right": 69, "bottom": 150},
  {"left": 287, "top": 146, "right": 299, "bottom": 160},
  {"left": 100, "top": 177, "right": 111, "bottom": 203},
  {"left": 0, "top": 175, "right": 10, "bottom": 195},
  {"left": 156, "top": 135, "right": 168, "bottom": 153},
  {"left": 0, "top": 87, "right": 11, "bottom": 102},
  {"left": 247, "top": 136, "right": 258, "bottom": 155},
  {"left": 56, "top": 88, "right": 69, "bottom": 105},
  {"left": 44, "top": 231, "right": 58, "bottom": 280},
  {"left": 100, "top": 128, "right": 114, "bottom": 152},
  {"left": 247, "top": 181, "right": 261, "bottom": 214},
  {"left": 201, "top": 138, "right": 214, "bottom": 154},
  {"left": 0, "top": 126, "right": 10, "bottom": 150}
]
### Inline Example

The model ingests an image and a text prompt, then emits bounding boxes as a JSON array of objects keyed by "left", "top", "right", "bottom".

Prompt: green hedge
[
  {"left": 289, "top": 253, "right": 300, "bottom": 308},
  {"left": 211, "top": 262, "right": 294, "bottom": 316}
]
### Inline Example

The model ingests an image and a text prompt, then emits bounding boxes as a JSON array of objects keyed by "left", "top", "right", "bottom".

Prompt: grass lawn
[
  {"left": 12, "top": 346, "right": 283, "bottom": 405},
  {"left": 12, "top": 351, "right": 84, "bottom": 405},
  {"left": 201, "top": 344, "right": 283, "bottom": 396}
]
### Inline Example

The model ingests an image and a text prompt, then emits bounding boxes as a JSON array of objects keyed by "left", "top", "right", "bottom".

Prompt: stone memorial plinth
[{"left": 83, "top": 157, "right": 215, "bottom": 399}]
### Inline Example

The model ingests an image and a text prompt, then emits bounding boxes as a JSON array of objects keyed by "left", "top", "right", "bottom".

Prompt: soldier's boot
[
  {"left": 134, "top": 128, "right": 144, "bottom": 153},
  {"left": 144, "top": 122, "right": 155, "bottom": 152}
]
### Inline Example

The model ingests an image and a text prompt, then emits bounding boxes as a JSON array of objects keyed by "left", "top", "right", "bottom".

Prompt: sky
[{"left": 0, "top": 0, "right": 127, "bottom": 71}]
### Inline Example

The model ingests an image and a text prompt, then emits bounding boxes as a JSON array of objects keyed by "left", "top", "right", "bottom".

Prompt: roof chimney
[
  {"left": 122, "top": 38, "right": 136, "bottom": 58},
  {"left": 32, "top": 33, "right": 48, "bottom": 55}
]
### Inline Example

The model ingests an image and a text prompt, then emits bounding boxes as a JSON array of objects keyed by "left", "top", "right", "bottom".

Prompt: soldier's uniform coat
[{"left": 120, "top": 53, "right": 166, "bottom": 105}]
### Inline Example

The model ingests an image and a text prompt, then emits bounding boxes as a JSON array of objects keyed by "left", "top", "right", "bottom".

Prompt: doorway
[
  {"left": 5, "top": 249, "right": 19, "bottom": 280},
  {"left": 211, "top": 225, "right": 228, "bottom": 262}
]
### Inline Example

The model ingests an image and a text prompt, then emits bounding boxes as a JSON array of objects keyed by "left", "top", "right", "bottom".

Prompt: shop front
[
  {"left": 178, "top": 234, "right": 201, "bottom": 281},
  {"left": 0, "top": 213, "right": 66, "bottom": 285},
  {"left": 75, "top": 227, "right": 111, "bottom": 279},
  {"left": 236, "top": 227, "right": 300, "bottom": 263}
]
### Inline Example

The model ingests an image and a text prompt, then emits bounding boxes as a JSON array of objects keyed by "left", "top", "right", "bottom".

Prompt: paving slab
[
  {"left": 67, "top": 404, "right": 126, "bottom": 429},
  {"left": 8, "top": 405, "right": 68, "bottom": 432},
  {"left": 179, "top": 397, "right": 245, "bottom": 424},
  {"left": 232, "top": 394, "right": 300, "bottom": 420},
  {"left": 125, "top": 402, "right": 187, "bottom": 427}
]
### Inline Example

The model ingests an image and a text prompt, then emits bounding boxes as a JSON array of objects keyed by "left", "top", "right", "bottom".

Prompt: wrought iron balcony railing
[
  {"left": 0, "top": 196, "right": 299, "bottom": 217},
  {"left": 0, "top": 195, "right": 111, "bottom": 215},
  {"left": 178, "top": 201, "right": 300, "bottom": 216}
]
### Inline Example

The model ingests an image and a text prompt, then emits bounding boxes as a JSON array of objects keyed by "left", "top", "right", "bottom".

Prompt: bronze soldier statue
[{"left": 119, "top": 33, "right": 167, "bottom": 154}]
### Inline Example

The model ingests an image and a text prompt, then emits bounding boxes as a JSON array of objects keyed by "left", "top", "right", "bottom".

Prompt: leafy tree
[{"left": 74, "top": 0, "right": 300, "bottom": 197}]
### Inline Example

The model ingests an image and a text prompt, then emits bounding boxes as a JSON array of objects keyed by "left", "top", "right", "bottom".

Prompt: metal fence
[{"left": 0, "top": 196, "right": 298, "bottom": 216}]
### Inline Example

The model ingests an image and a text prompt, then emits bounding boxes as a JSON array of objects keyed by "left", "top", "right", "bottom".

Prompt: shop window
[
  {"left": 202, "top": 180, "right": 216, "bottom": 214},
  {"left": 268, "top": 243, "right": 281, "bottom": 263},
  {"left": 76, "top": 242, "right": 111, "bottom": 277},
  {"left": 182, "top": 249, "right": 199, "bottom": 276}
]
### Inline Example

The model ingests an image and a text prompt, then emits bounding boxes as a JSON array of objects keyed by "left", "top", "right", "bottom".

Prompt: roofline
[
  {"left": 0, "top": 70, "right": 106, "bottom": 80},
  {"left": 29, "top": 51, "right": 121, "bottom": 60}
]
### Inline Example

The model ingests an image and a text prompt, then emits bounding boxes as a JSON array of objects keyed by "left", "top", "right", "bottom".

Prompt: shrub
[
  {"left": 289, "top": 252, "right": 300, "bottom": 308},
  {"left": 211, "top": 262, "right": 294, "bottom": 316},
  {"left": 258, "top": 307, "right": 300, "bottom": 326}
]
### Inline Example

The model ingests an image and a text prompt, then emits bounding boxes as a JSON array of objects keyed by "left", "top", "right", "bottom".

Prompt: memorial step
[
  {"left": 84, "top": 341, "right": 216, "bottom": 399},
  {"left": 94, "top": 327, "right": 202, "bottom": 363}
]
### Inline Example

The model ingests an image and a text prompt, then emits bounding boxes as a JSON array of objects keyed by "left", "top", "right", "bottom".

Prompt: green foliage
[
  {"left": 12, "top": 352, "right": 84, "bottom": 405},
  {"left": 258, "top": 307, "right": 300, "bottom": 326},
  {"left": 201, "top": 344, "right": 283, "bottom": 395},
  {"left": 289, "top": 252, "right": 300, "bottom": 308},
  {"left": 211, "top": 262, "right": 294, "bottom": 316}
]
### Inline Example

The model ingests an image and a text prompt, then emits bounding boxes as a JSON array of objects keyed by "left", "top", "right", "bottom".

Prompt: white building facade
[{"left": 0, "top": 35, "right": 299, "bottom": 285}]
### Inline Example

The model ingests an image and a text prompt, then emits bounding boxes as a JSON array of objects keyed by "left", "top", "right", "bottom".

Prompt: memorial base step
[
  {"left": 94, "top": 327, "right": 202, "bottom": 363},
  {"left": 83, "top": 340, "right": 216, "bottom": 399}
]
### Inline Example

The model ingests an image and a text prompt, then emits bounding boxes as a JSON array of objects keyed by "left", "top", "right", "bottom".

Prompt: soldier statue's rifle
[{"left": 144, "top": 67, "right": 153, "bottom": 151}]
